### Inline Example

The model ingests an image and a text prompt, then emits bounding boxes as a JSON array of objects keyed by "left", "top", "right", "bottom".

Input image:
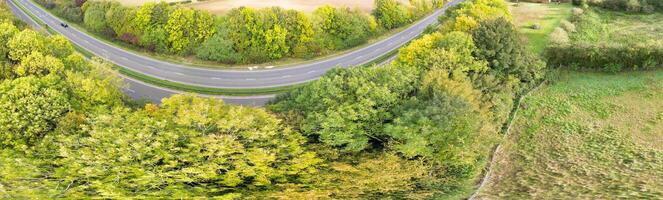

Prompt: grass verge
[{"left": 476, "top": 70, "right": 663, "bottom": 199}]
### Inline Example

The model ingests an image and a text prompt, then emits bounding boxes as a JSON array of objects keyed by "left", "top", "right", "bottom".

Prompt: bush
[
  {"left": 545, "top": 42, "right": 663, "bottom": 71},
  {"left": 549, "top": 27, "right": 570, "bottom": 45},
  {"left": 572, "top": 7, "right": 585, "bottom": 19},
  {"left": 559, "top": 20, "right": 576, "bottom": 32}
]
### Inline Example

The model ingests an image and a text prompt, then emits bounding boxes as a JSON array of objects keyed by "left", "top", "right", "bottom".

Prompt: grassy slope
[
  {"left": 478, "top": 70, "right": 663, "bottom": 199},
  {"left": 509, "top": 2, "right": 572, "bottom": 54}
]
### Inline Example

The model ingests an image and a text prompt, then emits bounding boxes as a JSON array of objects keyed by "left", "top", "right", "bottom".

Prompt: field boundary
[{"left": 468, "top": 80, "right": 548, "bottom": 200}]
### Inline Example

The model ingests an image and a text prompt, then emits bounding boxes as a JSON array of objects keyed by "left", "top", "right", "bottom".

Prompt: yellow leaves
[
  {"left": 320, "top": 154, "right": 429, "bottom": 198},
  {"left": 133, "top": 2, "right": 155, "bottom": 33},
  {"left": 7, "top": 29, "right": 45, "bottom": 61},
  {"left": 396, "top": 32, "right": 443, "bottom": 66},
  {"left": 421, "top": 70, "right": 484, "bottom": 113},
  {"left": 165, "top": 8, "right": 195, "bottom": 54},
  {"left": 15, "top": 51, "right": 64, "bottom": 77},
  {"left": 441, "top": 0, "right": 512, "bottom": 33}
]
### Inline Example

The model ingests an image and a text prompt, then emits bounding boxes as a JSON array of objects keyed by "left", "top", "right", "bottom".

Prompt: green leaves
[
  {"left": 45, "top": 95, "right": 321, "bottom": 197},
  {"left": 313, "top": 6, "right": 376, "bottom": 50},
  {"left": 15, "top": 51, "right": 64, "bottom": 77},
  {"left": 270, "top": 66, "right": 417, "bottom": 152},
  {"left": 7, "top": 29, "right": 45, "bottom": 61},
  {"left": 0, "top": 75, "right": 71, "bottom": 150},
  {"left": 373, "top": 0, "right": 412, "bottom": 29}
]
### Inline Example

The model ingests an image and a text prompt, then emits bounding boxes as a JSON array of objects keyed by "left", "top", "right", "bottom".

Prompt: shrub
[
  {"left": 545, "top": 42, "right": 663, "bottom": 71},
  {"left": 549, "top": 27, "right": 570, "bottom": 45},
  {"left": 560, "top": 20, "right": 576, "bottom": 32},
  {"left": 572, "top": 7, "right": 585, "bottom": 19}
]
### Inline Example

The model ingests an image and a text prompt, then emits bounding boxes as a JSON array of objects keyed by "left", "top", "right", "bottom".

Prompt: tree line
[
  {"left": 1, "top": 0, "right": 546, "bottom": 198},
  {"left": 35, "top": 0, "right": 446, "bottom": 64}
]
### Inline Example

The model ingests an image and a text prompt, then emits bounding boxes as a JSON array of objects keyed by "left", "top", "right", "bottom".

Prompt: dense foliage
[
  {"left": 1, "top": 0, "right": 547, "bottom": 198},
  {"left": 270, "top": 0, "right": 544, "bottom": 196},
  {"left": 35, "top": 0, "right": 445, "bottom": 64},
  {"left": 546, "top": 42, "right": 663, "bottom": 72},
  {"left": 0, "top": 3, "right": 320, "bottom": 197}
]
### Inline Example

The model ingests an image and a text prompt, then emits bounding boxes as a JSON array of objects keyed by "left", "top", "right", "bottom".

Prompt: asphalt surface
[{"left": 9, "top": 0, "right": 462, "bottom": 105}]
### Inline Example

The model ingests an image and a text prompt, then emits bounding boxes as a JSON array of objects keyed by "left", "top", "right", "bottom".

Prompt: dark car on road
[{"left": 60, "top": 22, "right": 68, "bottom": 28}]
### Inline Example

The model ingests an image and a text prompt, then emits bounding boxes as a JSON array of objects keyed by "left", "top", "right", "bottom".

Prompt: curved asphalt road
[{"left": 10, "top": 0, "right": 462, "bottom": 105}]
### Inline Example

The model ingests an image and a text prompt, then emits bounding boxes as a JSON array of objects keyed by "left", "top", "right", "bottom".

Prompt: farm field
[
  {"left": 476, "top": 70, "right": 663, "bottom": 199},
  {"left": 509, "top": 2, "right": 573, "bottom": 54}
]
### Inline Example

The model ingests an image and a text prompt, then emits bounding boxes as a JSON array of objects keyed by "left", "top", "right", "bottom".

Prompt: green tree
[
  {"left": 313, "top": 6, "right": 376, "bottom": 49},
  {"left": 66, "top": 58, "right": 125, "bottom": 111},
  {"left": 140, "top": 26, "right": 169, "bottom": 53},
  {"left": 264, "top": 25, "right": 289, "bottom": 59},
  {"left": 46, "top": 35, "right": 74, "bottom": 58},
  {"left": 82, "top": 1, "right": 111, "bottom": 34},
  {"left": 50, "top": 95, "right": 321, "bottom": 197},
  {"left": 0, "top": 75, "right": 71, "bottom": 150},
  {"left": 0, "top": 22, "right": 19, "bottom": 60},
  {"left": 439, "top": 0, "right": 511, "bottom": 32},
  {"left": 133, "top": 2, "right": 155, "bottom": 35},
  {"left": 270, "top": 65, "right": 417, "bottom": 152},
  {"left": 471, "top": 17, "right": 545, "bottom": 87},
  {"left": 7, "top": 29, "right": 46, "bottom": 61},
  {"left": 373, "top": 0, "right": 412, "bottom": 29},
  {"left": 397, "top": 31, "right": 488, "bottom": 74},
  {"left": 106, "top": 3, "right": 135, "bottom": 36},
  {"left": 165, "top": 8, "right": 195, "bottom": 54},
  {"left": 195, "top": 30, "right": 239, "bottom": 63},
  {"left": 384, "top": 93, "right": 487, "bottom": 180},
  {"left": 15, "top": 51, "right": 65, "bottom": 77},
  {"left": 193, "top": 10, "right": 215, "bottom": 44}
]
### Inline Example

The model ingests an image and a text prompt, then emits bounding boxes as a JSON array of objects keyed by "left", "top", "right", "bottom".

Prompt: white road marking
[
  {"left": 246, "top": 78, "right": 256, "bottom": 81},
  {"left": 126, "top": 89, "right": 136, "bottom": 93},
  {"left": 353, "top": 56, "right": 364, "bottom": 61},
  {"left": 281, "top": 75, "right": 292, "bottom": 78},
  {"left": 211, "top": 77, "right": 222, "bottom": 80},
  {"left": 174, "top": 72, "right": 184, "bottom": 76},
  {"left": 121, "top": 57, "right": 129, "bottom": 61},
  {"left": 307, "top": 70, "right": 316, "bottom": 74}
]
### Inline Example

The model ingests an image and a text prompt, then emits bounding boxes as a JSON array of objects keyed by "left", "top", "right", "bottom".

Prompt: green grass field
[
  {"left": 571, "top": 8, "right": 663, "bottom": 45},
  {"left": 509, "top": 2, "right": 573, "bottom": 54},
  {"left": 476, "top": 70, "right": 663, "bottom": 199}
]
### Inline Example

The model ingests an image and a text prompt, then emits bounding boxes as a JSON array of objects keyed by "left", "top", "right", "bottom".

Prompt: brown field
[{"left": 115, "top": 0, "right": 409, "bottom": 14}]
